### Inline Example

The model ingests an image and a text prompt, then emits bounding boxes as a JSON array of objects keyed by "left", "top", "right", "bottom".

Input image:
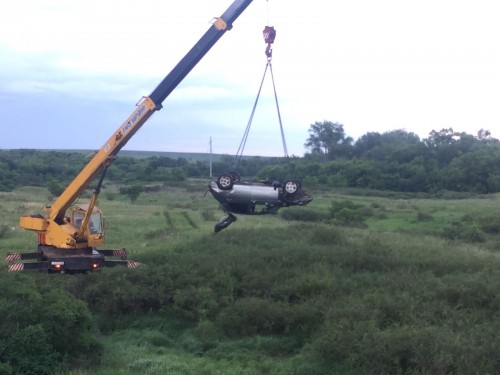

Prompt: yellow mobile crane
[{"left": 6, "top": 0, "right": 253, "bottom": 272}]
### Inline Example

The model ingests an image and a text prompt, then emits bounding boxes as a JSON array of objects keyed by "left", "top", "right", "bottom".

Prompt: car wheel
[
  {"left": 217, "top": 174, "right": 234, "bottom": 190},
  {"left": 284, "top": 180, "right": 299, "bottom": 195},
  {"left": 228, "top": 171, "right": 241, "bottom": 182}
]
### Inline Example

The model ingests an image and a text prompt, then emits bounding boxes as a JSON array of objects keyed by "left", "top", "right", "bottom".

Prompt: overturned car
[{"left": 208, "top": 171, "right": 312, "bottom": 232}]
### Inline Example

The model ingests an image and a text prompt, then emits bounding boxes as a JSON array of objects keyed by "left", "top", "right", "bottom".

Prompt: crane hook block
[{"left": 263, "top": 26, "right": 276, "bottom": 44}]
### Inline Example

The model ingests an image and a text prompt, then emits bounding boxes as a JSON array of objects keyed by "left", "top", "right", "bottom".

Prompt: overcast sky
[{"left": 1, "top": 0, "right": 499, "bottom": 156}]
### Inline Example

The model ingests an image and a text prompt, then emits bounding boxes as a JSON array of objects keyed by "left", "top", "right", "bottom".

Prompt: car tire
[
  {"left": 217, "top": 174, "right": 234, "bottom": 190},
  {"left": 284, "top": 180, "right": 299, "bottom": 196},
  {"left": 228, "top": 171, "right": 241, "bottom": 183}
]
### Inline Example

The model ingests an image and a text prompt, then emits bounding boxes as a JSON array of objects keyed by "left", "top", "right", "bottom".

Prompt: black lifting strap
[{"left": 234, "top": 26, "right": 288, "bottom": 168}]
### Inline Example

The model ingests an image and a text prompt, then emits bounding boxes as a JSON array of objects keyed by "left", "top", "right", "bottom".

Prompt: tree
[
  {"left": 0, "top": 273, "right": 101, "bottom": 374},
  {"left": 424, "top": 128, "right": 480, "bottom": 167},
  {"left": 476, "top": 129, "right": 498, "bottom": 143},
  {"left": 119, "top": 184, "right": 144, "bottom": 203},
  {"left": 304, "top": 121, "right": 353, "bottom": 160},
  {"left": 353, "top": 132, "right": 383, "bottom": 158},
  {"left": 424, "top": 128, "right": 458, "bottom": 147},
  {"left": 47, "top": 180, "right": 64, "bottom": 197}
]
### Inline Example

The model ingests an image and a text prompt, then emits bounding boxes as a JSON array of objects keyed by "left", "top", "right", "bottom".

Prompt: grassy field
[{"left": 2, "top": 182, "right": 500, "bottom": 374}]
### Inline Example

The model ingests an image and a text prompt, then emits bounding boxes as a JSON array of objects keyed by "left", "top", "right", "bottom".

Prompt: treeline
[
  {"left": 264, "top": 126, "right": 500, "bottom": 194},
  {"left": 0, "top": 150, "right": 87, "bottom": 192},
  {"left": 2, "top": 126, "right": 500, "bottom": 194},
  {"left": 0, "top": 149, "right": 277, "bottom": 192}
]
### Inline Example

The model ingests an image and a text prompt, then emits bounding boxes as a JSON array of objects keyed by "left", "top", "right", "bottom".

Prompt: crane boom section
[
  {"left": 149, "top": 0, "right": 253, "bottom": 105},
  {"left": 47, "top": 0, "right": 253, "bottom": 222},
  {"left": 49, "top": 98, "right": 157, "bottom": 222}
]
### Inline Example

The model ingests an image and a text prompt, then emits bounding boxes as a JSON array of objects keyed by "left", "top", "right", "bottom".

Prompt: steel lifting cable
[
  {"left": 234, "top": 61, "right": 269, "bottom": 165},
  {"left": 269, "top": 59, "right": 288, "bottom": 158},
  {"left": 234, "top": 25, "right": 288, "bottom": 168}
]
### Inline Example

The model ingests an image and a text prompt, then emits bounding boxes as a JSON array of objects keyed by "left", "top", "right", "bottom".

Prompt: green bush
[
  {"left": 216, "top": 297, "right": 323, "bottom": 338},
  {"left": 217, "top": 298, "right": 290, "bottom": 336},
  {"left": 3, "top": 324, "right": 60, "bottom": 375},
  {"left": 477, "top": 214, "right": 500, "bottom": 234},
  {"left": 442, "top": 221, "right": 486, "bottom": 243},
  {"left": 308, "top": 319, "right": 500, "bottom": 375},
  {"left": 67, "top": 266, "right": 176, "bottom": 328},
  {"left": 119, "top": 184, "right": 144, "bottom": 202},
  {"left": 0, "top": 224, "right": 9, "bottom": 239},
  {"left": 329, "top": 200, "right": 369, "bottom": 227},
  {"left": 0, "top": 274, "right": 101, "bottom": 374},
  {"left": 200, "top": 209, "right": 216, "bottom": 221},
  {"left": 104, "top": 191, "right": 116, "bottom": 200},
  {"left": 280, "top": 207, "right": 327, "bottom": 222},
  {"left": 46, "top": 180, "right": 64, "bottom": 196},
  {"left": 415, "top": 210, "right": 433, "bottom": 222},
  {"left": 0, "top": 363, "right": 13, "bottom": 375},
  {"left": 173, "top": 286, "right": 219, "bottom": 321},
  {"left": 305, "top": 225, "right": 345, "bottom": 246}
]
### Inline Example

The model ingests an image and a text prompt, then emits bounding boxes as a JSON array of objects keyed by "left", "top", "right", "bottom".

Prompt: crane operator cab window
[{"left": 72, "top": 210, "right": 103, "bottom": 235}]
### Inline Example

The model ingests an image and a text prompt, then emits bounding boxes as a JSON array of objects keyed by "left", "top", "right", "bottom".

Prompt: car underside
[{"left": 207, "top": 172, "right": 312, "bottom": 232}]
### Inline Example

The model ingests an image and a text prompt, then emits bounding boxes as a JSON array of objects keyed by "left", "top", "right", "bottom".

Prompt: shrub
[
  {"left": 196, "top": 320, "right": 223, "bottom": 344},
  {"left": 46, "top": 180, "right": 64, "bottom": 196},
  {"left": 216, "top": 298, "right": 290, "bottom": 336},
  {"left": 285, "top": 302, "right": 325, "bottom": 338},
  {"left": 0, "top": 363, "right": 13, "bottom": 375},
  {"left": 306, "top": 225, "right": 345, "bottom": 246},
  {"left": 442, "top": 221, "right": 486, "bottom": 243},
  {"left": 478, "top": 214, "right": 500, "bottom": 234},
  {"left": 308, "top": 319, "right": 459, "bottom": 374},
  {"left": 104, "top": 191, "right": 116, "bottom": 200},
  {"left": 0, "top": 224, "right": 9, "bottom": 239},
  {"left": 329, "top": 200, "right": 369, "bottom": 227},
  {"left": 173, "top": 286, "right": 219, "bottom": 321},
  {"left": 0, "top": 274, "right": 101, "bottom": 374},
  {"left": 119, "top": 184, "right": 144, "bottom": 202},
  {"left": 280, "top": 207, "right": 327, "bottom": 222},
  {"left": 200, "top": 209, "right": 216, "bottom": 221},
  {"left": 3, "top": 324, "right": 60, "bottom": 375},
  {"left": 68, "top": 267, "right": 175, "bottom": 325},
  {"left": 415, "top": 210, "right": 433, "bottom": 222}
]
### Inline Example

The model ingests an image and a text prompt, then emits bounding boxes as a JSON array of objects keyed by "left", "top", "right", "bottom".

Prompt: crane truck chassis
[{"left": 6, "top": 0, "right": 253, "bottom": 273}]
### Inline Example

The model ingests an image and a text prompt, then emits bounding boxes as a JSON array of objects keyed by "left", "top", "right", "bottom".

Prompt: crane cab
[{"left": 70, "top": 203, "right": 105, "bottom": 247}]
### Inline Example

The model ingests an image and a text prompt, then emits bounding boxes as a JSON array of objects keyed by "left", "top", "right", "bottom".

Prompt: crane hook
[{"left": 263, "top": 26, "right": 276, "bottom": 59}]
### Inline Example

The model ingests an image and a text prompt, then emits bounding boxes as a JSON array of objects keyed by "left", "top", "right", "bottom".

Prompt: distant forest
[{"left": 1, "top": 123, "right": 500, "bottom": 194}]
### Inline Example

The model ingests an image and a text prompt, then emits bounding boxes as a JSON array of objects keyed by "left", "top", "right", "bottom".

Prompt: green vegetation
[
  {"left": 2, "top": 182, "right": 500, "bottom": 374},
  {"left": 2, "top": 125, "right": 500, "bottom": 194},
  {"left": 1, "top": 123, "right": 499, "bottom": 373},
  {"left": 0, "top": 150, "right": 279, "bottom": 192},
  {"left": 119, "top": 184, "right": 145, "bottom": 203}
]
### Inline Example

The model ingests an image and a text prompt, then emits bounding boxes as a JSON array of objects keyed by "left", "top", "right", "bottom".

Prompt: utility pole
[{"left": 209, "top": 137, "right": 213, "bottom": 178}]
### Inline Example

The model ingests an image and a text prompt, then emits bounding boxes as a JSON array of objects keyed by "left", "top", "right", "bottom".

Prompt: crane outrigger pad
[{"left": 6, "top": 246, "right": 139, "bottom": 273}]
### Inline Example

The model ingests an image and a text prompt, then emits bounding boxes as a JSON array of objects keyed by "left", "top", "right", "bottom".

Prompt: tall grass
[{"left": 3, "top": 184, "right": 500, "bottom": 374}]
